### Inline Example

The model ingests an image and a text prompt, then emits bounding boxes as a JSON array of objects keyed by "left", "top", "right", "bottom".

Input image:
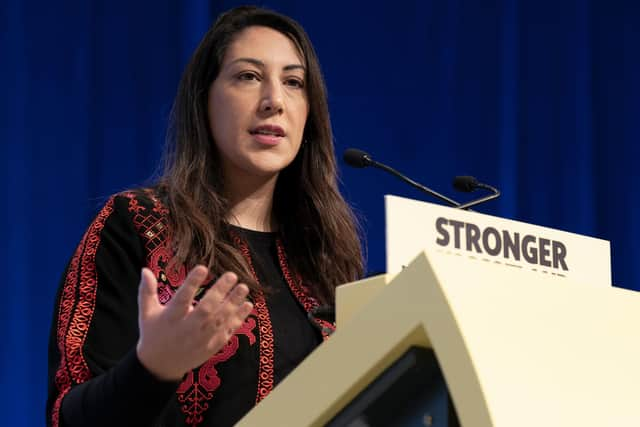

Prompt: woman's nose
[{"left": 259, "top": 81, "right": 284, "bottom": 114}]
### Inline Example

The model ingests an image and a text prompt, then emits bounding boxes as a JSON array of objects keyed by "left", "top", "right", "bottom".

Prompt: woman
[{"left": 46, "top": 6, "right": 363, "bottom": 427}]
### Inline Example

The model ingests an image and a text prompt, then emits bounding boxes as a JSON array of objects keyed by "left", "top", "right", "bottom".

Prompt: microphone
[
  {"left": 343, "top": 148, "right": 461, "bottom": 207},
  {"left": 343, "top": 148, "right": 374, "bottom": 168},
  {"left": 452, "top": 175, "right": 501, "bottom": 210}
]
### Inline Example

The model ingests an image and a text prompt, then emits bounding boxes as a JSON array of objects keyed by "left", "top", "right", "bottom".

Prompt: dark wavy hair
[{"left": 158, "top": 5, "right": 363, "bottom": 304}]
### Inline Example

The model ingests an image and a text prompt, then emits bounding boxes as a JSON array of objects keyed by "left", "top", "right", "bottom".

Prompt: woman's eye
[
  {"left": 285, "top": 78, "right": 304, "bottom": 89},
  {"left": 237, "top": 72, "right": 259, "bottom": 81}
]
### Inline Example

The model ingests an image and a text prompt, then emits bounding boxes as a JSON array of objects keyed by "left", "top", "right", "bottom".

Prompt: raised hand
[{"left": 136, "top": 265, "right": 254, "bottom": 381}]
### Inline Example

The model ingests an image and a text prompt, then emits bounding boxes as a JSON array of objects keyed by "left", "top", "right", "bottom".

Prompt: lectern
[{"left": 236, "top": 196, "right": 640, "bottom": 427}]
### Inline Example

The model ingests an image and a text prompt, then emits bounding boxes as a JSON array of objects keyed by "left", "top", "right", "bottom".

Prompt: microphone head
[
  {"left": 453, "top": 175, "right": 479, "bottom": 193},
  {"left": 343, "top": 148, "right": 373, "bottom": 168}
]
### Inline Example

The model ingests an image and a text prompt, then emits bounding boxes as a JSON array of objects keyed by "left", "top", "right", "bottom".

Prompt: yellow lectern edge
[
  {"left": 402, "top": 251, "right": 494, "bottom": 427},
  {"left": 313, "top": 323, "right": 432, "bottom": 426}
]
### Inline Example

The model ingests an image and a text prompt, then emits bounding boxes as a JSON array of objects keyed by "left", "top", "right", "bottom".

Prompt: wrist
[{"left": 135, "top": 341, "right": 185, "bottom": 382}]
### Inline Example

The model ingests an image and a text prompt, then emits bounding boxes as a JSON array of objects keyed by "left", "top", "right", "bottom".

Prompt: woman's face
[{"left": 208, "top": 26, "right": 309, "bottom": 183}]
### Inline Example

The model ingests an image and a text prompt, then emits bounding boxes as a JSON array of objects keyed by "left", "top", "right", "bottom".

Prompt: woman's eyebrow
[{"left": 227, "top": 57, "right": 305, "bottom": 72}]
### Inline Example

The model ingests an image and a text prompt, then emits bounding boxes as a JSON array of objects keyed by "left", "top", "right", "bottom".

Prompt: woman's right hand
[{"left": 135, "top": 266, "right": 253, "bottom": 381}]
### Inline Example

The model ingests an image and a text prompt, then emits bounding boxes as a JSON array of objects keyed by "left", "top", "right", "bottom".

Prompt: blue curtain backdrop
[{"left": 2, "top": 0, "right": 639, "bottom": 424}]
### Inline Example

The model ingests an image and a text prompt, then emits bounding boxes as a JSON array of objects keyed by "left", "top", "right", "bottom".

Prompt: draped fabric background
[{"left": 2, "top": 0, "right": 638, "bottom": 424}]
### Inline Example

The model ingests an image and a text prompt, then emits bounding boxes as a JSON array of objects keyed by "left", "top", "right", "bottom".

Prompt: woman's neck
[{"left": 225, "top": 173, "right": 278, "bottom": 232}]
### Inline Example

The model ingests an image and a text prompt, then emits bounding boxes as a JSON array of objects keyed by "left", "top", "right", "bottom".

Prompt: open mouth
[{"left": 249, "top": 125, "right": 285, "bottom": 137}]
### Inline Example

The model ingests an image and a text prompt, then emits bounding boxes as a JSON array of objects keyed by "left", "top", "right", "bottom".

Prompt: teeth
[{"left": 255, "top": 130, "right": 279, "bottom": 136}]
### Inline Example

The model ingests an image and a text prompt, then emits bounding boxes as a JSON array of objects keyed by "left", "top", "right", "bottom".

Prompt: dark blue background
[{"left": 2, "top": 1, "right": 639, "bottom": 424}]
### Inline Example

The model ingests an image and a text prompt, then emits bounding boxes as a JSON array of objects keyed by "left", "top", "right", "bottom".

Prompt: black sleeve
[{"left": 46, "top": 195, "right": 179, "bottom": 427}]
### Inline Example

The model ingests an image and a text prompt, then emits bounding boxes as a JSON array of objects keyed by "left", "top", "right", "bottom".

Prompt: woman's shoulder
[
  {"left": 111, "top": 187, "right": 167, "bottom": 214},
  {"left": 94, "top": 187, "right": 172, "bottom": 233},
  {"left": 112, "top": 187, "right": 169, "bottom": 215}
]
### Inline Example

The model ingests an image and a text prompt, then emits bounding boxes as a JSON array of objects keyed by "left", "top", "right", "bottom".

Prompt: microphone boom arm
[
  {"left": 370, "top": 160, "right": 462, "bottom": 207},
  {"left": 455, "top": 183, "right": 500, "bottom": 210}
]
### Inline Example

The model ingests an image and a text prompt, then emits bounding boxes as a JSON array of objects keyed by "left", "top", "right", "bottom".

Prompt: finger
[
  {"left": 225, "top": 314, "right": 249, "bottom": 337},
  {"left": 138, "top": 268, "right": 160, "bottom": 319},
  {"left": 225, "top": 302, "right": 254, "bottom": 334},
  {"left": 196, "top": 272, "right": 239, "bottom": 313},
  {"left": 166, "top": 265, "right": 209, "bottom": 313},
  {"left": 236, "top": 301, "right": 254, "bottom": 320},
  {"left": 205, "top": 302, "right": 254, "bottom": 352},
  {"left": 217, "top": 299, "right": 253, "bottom": 326},
  {"left": 200, "top": 297, "right": 253, "bottom": 337},
  {"left": 226, "top": 283, "right": 250, "bottom": 306}
]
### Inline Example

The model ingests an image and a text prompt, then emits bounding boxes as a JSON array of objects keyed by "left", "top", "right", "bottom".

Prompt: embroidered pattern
[
  {"left": 124, "top": 192, "right": 259, "bottom": 426},
  {"left": 51, "top": 198, "right": 115, "bottom": 427},
  {"left": 122, "top": 191, "right": 185, "bottom": 303},
  {"left": 231, "top": 232, "right": 275, "bottom": 404},
  {"left": 276, "top": 239, "right": 335, "bottom": 339},
  {"left": 176, "top": 316, "right": 258, "bottom": 426}
]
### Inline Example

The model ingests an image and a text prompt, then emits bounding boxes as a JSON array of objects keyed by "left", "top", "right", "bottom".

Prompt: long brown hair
[{"left": 158, "top": 6, "right": 363, "bottom": 304}]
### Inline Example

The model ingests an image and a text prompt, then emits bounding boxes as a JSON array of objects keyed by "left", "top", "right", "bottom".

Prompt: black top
[
  {"left": 234, "top": 226, "right": 321, "bottom": 385},
  {"left": 47, "top": 191, "right": 323, "bottom": 427}
]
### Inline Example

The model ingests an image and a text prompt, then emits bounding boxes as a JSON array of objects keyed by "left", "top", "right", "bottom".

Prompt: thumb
[{"left": 138, "top": 267, "right": 160, "bottom": 319}]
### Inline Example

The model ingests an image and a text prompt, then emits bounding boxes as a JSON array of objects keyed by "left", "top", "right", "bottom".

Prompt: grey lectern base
[{"left": 326, "top": 347, "right": 460, "bottom": 427}]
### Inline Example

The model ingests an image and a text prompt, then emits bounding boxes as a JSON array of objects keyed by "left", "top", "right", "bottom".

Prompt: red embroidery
[
  {"left": 254, "top": 294, "right": 275, "bottom": 402},
  {"left": 177, "top": 316, "right": 258, "bottom": 426},
  {"left": 126, "top": 196, "right": 144, "bottom": 214},
  {"left": 276, "top": 239, "right": 335, "bottom": 339},
  {"left": 144, "top": 188, "right": 170, "bottom": 216},
  {"left": 149, "top": 245, "right": 184, "bottom": 304},
  {"left": 122, "top": 192, "right": 185, "bottom": 303},
  {"left": 125, "top": 193, "right": 259, "bottom": 426},
  {"left": 231, "top": 232, "right": 276, "bottom": 404},
  {"left": 51, "top": 198, "right": 115, "bottom": 427}
]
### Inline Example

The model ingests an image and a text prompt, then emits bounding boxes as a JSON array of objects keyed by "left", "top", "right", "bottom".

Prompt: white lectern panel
[{"left": 386, "top": 195, "right": 611, "bottom": 287}]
